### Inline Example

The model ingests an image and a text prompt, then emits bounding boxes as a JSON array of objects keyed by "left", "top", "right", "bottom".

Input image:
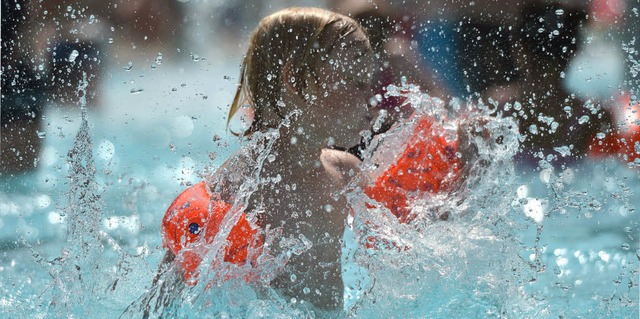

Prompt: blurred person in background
[
  {"left": 42, "top": 0, "right": 187, "bottom": 107},
  {"left": 38, "top": 0, "right": 108, "bottom": 108},
  {"left": 333, "top": 0, "right": 521, "bottom": 115},
  {"left": 409, "top": 0, "right": 523, "bottom": 98},
  {"left": 485, "top": 1, "right": 615, "bottom": 167},
  {"left": 1, "top": 0, "right": 49, "bottom": 174},
  {"left": 582, "top": 0, "right": 640, "bottom": 166}
]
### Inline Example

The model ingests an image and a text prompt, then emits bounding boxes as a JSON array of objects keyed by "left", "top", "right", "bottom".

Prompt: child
[
  {"left": 163, "top": 7, "right": 374, "bottom": 312},
  {"left": 160, "top": 7, "right": 468, "bottom": 313}
]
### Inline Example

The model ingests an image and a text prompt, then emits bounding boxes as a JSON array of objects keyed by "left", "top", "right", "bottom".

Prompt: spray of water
[
  {"left": 118, "top": 79, "right": 540, "bottom": 318},
  {"left": 29, "top": 76, "right": 635, "bottom": 318},
  {"left": 343, "top": 83, "right": 538, "bottom": 318},
  {"left": 26, "top": 74, "right": 150, "bottom": 318}
]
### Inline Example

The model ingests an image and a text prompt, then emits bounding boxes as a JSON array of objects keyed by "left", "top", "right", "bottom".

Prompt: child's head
[{"left": 228, "top": 7, "right": 374, "bottom": 144}]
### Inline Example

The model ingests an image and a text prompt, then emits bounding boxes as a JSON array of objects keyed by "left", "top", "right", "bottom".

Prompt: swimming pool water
[{"left": 0, "top": 65, "right": 638, "bottom": 319}]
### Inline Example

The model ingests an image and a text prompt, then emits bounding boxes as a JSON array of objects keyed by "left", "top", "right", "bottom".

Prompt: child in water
[
  {"left": 160, "top": 6, "right": 469, "bottom": 314},
  {"left": 163, "top": 7, "right": 374, "bottom": 312}
]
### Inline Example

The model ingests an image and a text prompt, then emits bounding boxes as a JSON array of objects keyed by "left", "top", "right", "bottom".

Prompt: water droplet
[
  {"left": 303, "top": 287, "right": 310, "bottom": 294},
  {"left": 598, "top": 250, "right": 610, "bottom": 262},
  {"left": 36, "top": 131, "right": 46, "bottom": 139},
  {"left": 108, "top": 38, "right": 114, "bottom": 44},
  {"left": 290, "top": 274, "right": 297, "bottom": 282},
  {"left": 323, "top": 204, "right": 334, "bottom": 213},
  {"left": 553, "top": 145, "right": 572, "bottom": 157},
  {"left": 123, "top": 61, "right": 133, "bottom": 71},
  {"left": 68, "top": 50, "right": 79, "bottom": 62},
  {"left": 578, "top": 115, "right": 590, "bottom": 125},
  {"left": 66, "top": 5, "right": 72, "bottom": 11},
  {"left": 619, "top": 204, "right": 634, "bottom": 217},
  {"left": 130, "top": 88, "right": 143, "bottom": 94},
  {"left": 155, "top": 52, "right": 163, "bottom": 65},
  {"left": 267, "top": 154, "right": 276, "bottom": 162},
  {"left": 563, "top": 106, "right": 572, "bottom": 116},
  {"left": 596, "top": 132, "right": 606, "bottom": 139},
  {"left": 88, "top": 15, "right": 96, "bottom": 24},
  {"left": 555, "top": 9, "right": 565, "bottom": 15},
  {"left": 621, "top": 242, "right": 630, "bottom": 250}
]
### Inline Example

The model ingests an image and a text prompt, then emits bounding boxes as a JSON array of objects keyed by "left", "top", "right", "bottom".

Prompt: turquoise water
[{"left": 0, "top": 67, "right": 638, "bottom": 318}]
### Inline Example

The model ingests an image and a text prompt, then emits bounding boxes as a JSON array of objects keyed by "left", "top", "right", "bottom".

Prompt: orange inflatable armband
[
  {"left": 590, "top": 92, "right": 640, "bottom": 165},
  {"left": 161, "top": 181, "right": 262, "bottom": 280},
  {"left": 365, "top": 115, "right": 461, "bottom": 222}
]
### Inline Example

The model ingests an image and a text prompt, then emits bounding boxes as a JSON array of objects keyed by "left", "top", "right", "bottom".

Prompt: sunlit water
[{"left": 0, "top": 64, "right": 638, "bottom": 319}]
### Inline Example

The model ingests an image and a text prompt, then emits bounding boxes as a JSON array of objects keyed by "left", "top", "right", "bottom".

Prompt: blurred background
[
  {"left": 3, "top": 0, "right": 638, "bottom": 175},
  {"left": 1, "top": 0, "right": 638, "bottom": 317}
]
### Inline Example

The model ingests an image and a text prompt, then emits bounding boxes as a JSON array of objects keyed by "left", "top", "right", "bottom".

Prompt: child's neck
[{"left": 264, "top": 130, "right": 326, "bottom": 178}]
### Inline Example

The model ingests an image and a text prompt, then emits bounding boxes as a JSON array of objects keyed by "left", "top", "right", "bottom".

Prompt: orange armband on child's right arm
[{"left": 161, "top": 181, "right": 262, "bottom": 281}]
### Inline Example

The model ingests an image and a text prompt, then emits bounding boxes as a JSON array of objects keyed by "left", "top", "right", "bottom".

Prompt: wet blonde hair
[{"left": 227, "top": 7, "right": 365, "bottom": 135}]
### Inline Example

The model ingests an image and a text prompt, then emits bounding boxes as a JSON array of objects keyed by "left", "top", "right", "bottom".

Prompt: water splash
[
  {"left": 343, "top": 82, "right": 531, "bottom": 317},
  {"left": 120, "top": 78, "right": 534, "bottom": 317},
  {"left": 116, "top": 80, "right": 637, "bottom": 318},
  {"left": 25, "top": 74, "right": 152, "bottom": 318},
  {"left": 39, "top": 74, "right": 104, "bottom": 317},
  {"left": 123, "top": 113, "right": 309, "bottom": 318}
]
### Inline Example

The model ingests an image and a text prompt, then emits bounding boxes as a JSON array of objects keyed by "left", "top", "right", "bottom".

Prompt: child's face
[{"left": 309, "top": 28, "right": 374, "bottom": 148}]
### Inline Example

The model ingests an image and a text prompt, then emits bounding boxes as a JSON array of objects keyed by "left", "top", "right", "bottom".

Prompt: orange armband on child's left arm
[{"left": 365, "top": 116, "right": 462, "bottom": 222}]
